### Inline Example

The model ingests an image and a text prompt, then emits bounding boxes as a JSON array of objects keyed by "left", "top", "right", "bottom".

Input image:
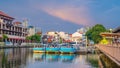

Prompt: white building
[
  {"left": 0, "top": 11, "right": 28, "bottom": 44},
  {"left": 28, "top": 26, "right": 36, "bottom": 36},
  {"left": 58, "top": 31, "right": 67, "bottom": 39},
  {"left": 47, "top": 31, "right": 57, "bottom": 37},
  {"left": 72, "top": 32, "right": 82, "bottom": 44}
]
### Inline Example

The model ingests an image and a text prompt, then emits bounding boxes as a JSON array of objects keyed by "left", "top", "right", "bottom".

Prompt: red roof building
[
  {"left": 0, "top": 11, "right": 14, "bottom": 19},
  {"left": 0, "top": 11, "right": 28, "bottom": 45}
]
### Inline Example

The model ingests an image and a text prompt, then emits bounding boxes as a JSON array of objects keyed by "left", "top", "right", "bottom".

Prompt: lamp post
[
  {"left": 109, "top": 29, "right": 112, "bottom": 33},
  {"left": 109, "top": 29, "right": 113, "bottom": 45},
  {"left": 86, "top": 36, "right": 88, "bottom": 52}
]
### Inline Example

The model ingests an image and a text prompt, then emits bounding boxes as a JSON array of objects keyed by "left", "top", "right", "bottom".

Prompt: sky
[{"left": 0, "top": 0, "right": 120, "bottom": 33}]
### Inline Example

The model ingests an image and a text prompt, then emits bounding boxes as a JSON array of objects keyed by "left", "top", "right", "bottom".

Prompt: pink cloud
[
  {"left": 40, "top": 5, "right": 93, "bottom": 26},
  {"left": 31, "top": 0, "right": 95, "bottom": 26}
]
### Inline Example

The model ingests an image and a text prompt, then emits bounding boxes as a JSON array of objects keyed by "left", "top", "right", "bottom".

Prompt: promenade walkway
[{"left": 96, "top": 44, "right": 120, "bottom": 66}]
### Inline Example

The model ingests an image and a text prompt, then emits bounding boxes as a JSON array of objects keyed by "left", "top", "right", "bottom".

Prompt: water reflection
[
  {"left": 86, "top": 54, "right": 99, "bottom": 67},
  {"left": 46, "top": 54, "right": 59, "bottom": 62},
  {"left": 33, "top": 53, "right": 76, "bottom": 63},
  {"left": 100, "top": 54, "right": 120, "bottom": 68},
  {"left": 60, "top": 54, "right": 76, "bottom": 63},
  {"left": 33, "top": 53, "right": 45, "bottom": 62},
  {"left": 0, "top": 48, "right": 119, "bottom": 68},
  {"left": 0, "top": 48, "right": 32, "bottom": 68}
]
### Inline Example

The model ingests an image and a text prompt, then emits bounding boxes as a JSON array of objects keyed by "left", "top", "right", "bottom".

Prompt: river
[{"left": 0, "top": 48, "right": 119, "bottom": 68}]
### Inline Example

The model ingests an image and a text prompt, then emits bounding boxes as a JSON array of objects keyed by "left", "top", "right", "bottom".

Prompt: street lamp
[{"left": 109, "top": 29, "right": 112, "bottom": 33}]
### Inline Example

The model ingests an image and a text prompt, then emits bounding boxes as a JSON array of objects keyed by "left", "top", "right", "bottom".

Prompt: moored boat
[
  {"left": 45, "top": 44, "right": 60, "bottom": 53},
  {"left": 60, "top": 44, "right": 76, "bottom": 53},
  {"left": 33, "top": 45, "right": 45, "bottom": 53}
]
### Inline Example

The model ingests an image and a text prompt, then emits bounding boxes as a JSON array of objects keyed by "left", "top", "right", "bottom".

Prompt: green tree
[
  {"left": 31, "top": 34, "right": 41, "bottom": 43},
  {"left": 35, "top": 34, "right": 41, "bottom": 42},
  {"left": 85, "top": 24, "right": 106, "bottom": 44},
  {"left": 2, "top": 34, "right": 8, "bottom": 42},
  {"left": 26, "top": 36, "right": 32, "bottom": 42},
  {"left": 26, "top": 34, "right": 41, "bottom": 43},
  {"left": 26, "top": 36, "right": 31, "bottom": 40}
]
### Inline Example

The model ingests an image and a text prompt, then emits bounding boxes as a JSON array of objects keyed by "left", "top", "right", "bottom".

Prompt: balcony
[{"left": 0, "top": 34, "right": 25, "bottom": 39}]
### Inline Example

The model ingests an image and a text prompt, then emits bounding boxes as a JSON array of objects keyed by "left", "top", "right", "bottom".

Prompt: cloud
[
  {"left": 31, "top": 0, "right": 95, "bottom": 26},
  {"left": 41, "top": 6, "right": 92, "bottom": 26}
]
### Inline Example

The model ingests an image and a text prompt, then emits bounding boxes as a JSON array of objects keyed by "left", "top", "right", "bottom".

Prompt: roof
[
  {"left": 100, "top": 32, "right": 120, "bottom": 37},
  {"left": 113, "top": 26, "right": 120, "bottom": 33},
  {"left": 0, "top": 11, "right": 14, "bottom": 19},
  {"left": 36, "top": 32, "right": 42, "bottom": 35},
  {"left": 28, "top": 26, "right": 34, "bottom": 28},
  {"left": 13, "top": 21, "right": 22, "bottom": 24}
]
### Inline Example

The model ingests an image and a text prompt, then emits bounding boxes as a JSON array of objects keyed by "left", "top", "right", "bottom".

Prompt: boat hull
[
  {"left": 60, "top": 47, "right": 76, "bottom": 53},
  {"left": 46, "top": 48, "right": 60, "bottom": 53},
  {"left": 33, "top": 48, "right": 45, "bottom": 53}
]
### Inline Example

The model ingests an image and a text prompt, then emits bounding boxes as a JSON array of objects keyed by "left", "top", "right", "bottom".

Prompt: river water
[{"left": 0, "top": 48, "right": 119, "bottom": 68}]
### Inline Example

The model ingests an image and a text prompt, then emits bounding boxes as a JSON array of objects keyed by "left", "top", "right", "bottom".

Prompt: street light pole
[{"left": 86, "top": 36, "right": 88, "bottom": 52}]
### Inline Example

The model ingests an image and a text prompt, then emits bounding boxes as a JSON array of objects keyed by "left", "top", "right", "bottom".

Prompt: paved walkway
[{"left": 96, "top": 45, "right": 120, "bottom": 66}]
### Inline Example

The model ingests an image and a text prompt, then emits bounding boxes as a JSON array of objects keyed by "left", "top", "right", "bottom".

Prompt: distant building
[
  {"left": 75, "top": 27, "right": 89, "bottom": 44},
  {"left": 23, "top": 19, "right": 28, "bottom": 28},
  {"left": 28, "top": 26, "right": 36, "bottom": 36},
  {"left": 113, "top": 26, "right": 120, "bottom": 33},
  {"left": 36, "top": 31, "right": 42, "bottom": 35},
  {"left": 72, "top": 32, "right": 82, "bottom": 44},
  {"left": 100, "top": 26, "right": 120, "bottom": 45},
  {"left": 47, "top": 31, "right": 57, "bottom": 37},
  {"left": 0, "top": 11, "right": 28, "bottom": 44},
  {"left": 58, "top": 32, "right": 71, "bottom": 42},
  {"left": 58, "top": 31, "right": 66, "bottom": 39},
  {"left": 47, "top": 31, "right": 60, "bottom": 43}
]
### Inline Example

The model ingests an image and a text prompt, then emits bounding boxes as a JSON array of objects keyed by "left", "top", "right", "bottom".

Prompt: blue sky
[{"left": 0, "top": 0, "right": 120, "bottom": 33}]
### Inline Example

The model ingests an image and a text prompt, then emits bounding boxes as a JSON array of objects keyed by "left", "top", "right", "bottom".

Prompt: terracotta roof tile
[
  {"left": 13, "top": 21, "right": 22, "bottom": 24},
  {"left": 0, "top": 11, "right": 14, "bottom": 19}
]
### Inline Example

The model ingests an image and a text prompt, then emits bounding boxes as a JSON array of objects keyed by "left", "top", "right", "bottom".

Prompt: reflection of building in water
[
  {"left": 33, "top": 53, "right": 45, "bottom": 62},
  {"left": 0, "top": 49, "right": 4, "bottom": 67},
  {"left": 0, "top": 48, "right": 32, "bottom": 68},
  {"left": 74, "top": 55, "right": 87, "bottom": 64},
  {"left": 46, "top": 54, "right": 59, "bottom": 62}
]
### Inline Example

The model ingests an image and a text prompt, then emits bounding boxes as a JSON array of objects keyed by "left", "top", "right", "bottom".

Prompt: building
[
  {"left": 71, "top": 32, "right": 82, "bottom": 44},
  {"left": 113, "top": 26, "right": 120, "bottom": 33},
  {"left": 100, "top": 27, "right": 120, "bottom": 45},
  {"left": 47, "top": 31, "right": 60, "bottom": 43},
  {"left": 58, "top": 32, "right": 69, "bottom": 39},
  {"left": 28, "top": 26, "right": 36, "bottom": 36},
  {"left": 47, "top": 31, "right": 57, "bottom": 36},
  {"left": 0, "top": 11, "right": 28, "bottom": 45}
]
